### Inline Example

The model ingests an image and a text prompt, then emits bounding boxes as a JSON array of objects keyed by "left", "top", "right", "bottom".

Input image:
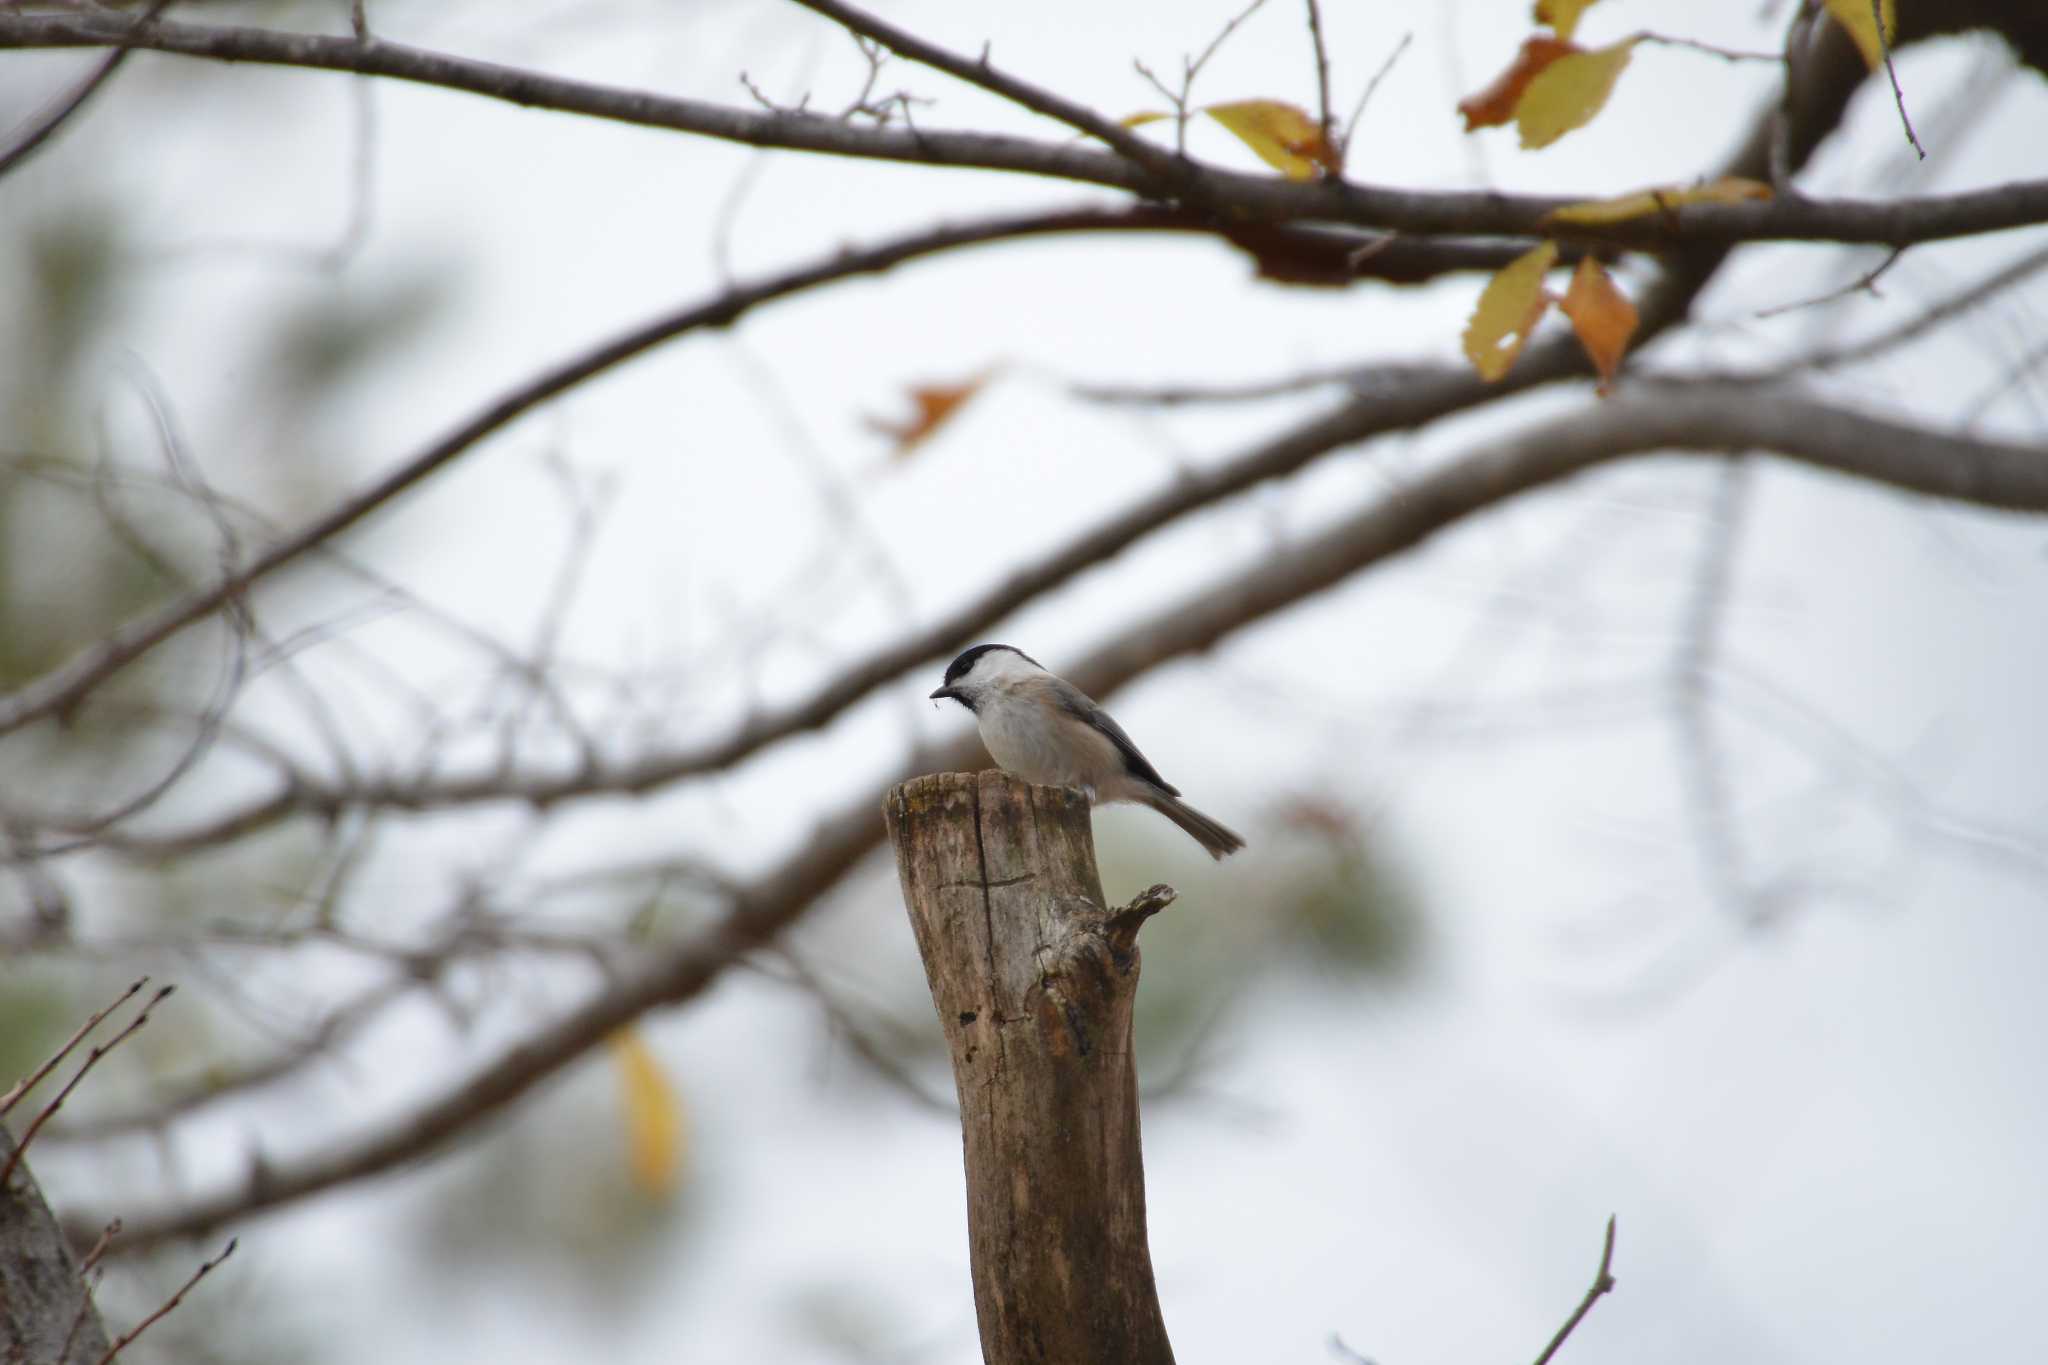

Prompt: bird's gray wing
[{"left": 1049, "top": 680, "right": 1178, "bottom": 796}]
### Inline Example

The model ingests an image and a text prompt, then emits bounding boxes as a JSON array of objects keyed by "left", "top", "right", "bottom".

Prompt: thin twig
[
  {"left": 0, "top": 0, "right": 174, "bottom": 179},
  {"left": 1754, "top": 243, "right": 1904, "bottom": 317},
  {"left": 95, "top": 1238, "right": 236, "bottom": 1365},
  {"left": 79, "top": 1220, "right": 124, "bottom": 1275},
  {"left": 1531, "top": 1215, "right": 1618, "bottom": 1365},
  {"left": 1304, "top": 0, "right": 1334, "bottom": 143},
  {"left": 0, "top": 985, "right": 174, "bottom": 1187},
  {"left": 785, "top": 0, "right": 1173, "bottom": 176},
  {"left": 1871, "top": 0, "right": 1925, "bottom": 159},
  {"left": 1186, "top": 0, "right": 1272, "bottom": 92},
  {"left": 1633, "top": 31, "right": 1782, "bottom": 62},
  {"left": 1961, "top": 335, "right": 2048, "bottom": 425},
  {"left": 0, "top": 977, "right": 148, "bottom": 1116},
  {"left": 1791, "top": 240, "right": 2048, "bottom": 372},
  {"left": 1341, "top": 31, "right": 1412, "bottom": 156},
  {"left": 1133, "top": 0, "right": 1270, "bottom": 156}
]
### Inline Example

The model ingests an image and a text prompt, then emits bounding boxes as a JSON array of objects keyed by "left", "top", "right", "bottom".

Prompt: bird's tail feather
[{"left": 1141, "top": 790, "right": 1246, "bottom": 860}]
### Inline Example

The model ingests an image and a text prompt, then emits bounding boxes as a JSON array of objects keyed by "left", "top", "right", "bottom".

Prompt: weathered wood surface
[
  {"left": 885, "top": 770, "right": 1176, "bottom": 1365},
  {"left": 1, "top": 1123, "right": 112, "bottom": 1364}
]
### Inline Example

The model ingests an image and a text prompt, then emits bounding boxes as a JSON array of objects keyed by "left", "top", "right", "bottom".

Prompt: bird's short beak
[{"left": 930, "top": 685, "right": 959, "bottom": 703}]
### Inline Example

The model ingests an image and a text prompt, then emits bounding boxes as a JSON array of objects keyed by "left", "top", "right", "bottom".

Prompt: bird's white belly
[{"left": 978, "top": 706, "right": 1097, "bottom": 795}]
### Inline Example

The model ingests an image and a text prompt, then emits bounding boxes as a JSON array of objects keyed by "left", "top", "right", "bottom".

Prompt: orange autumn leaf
[
  {"left": 1459, "top": 36, "right": 1579, "bottom": 131},
  {"left": 610, "top": 1027, "right": 686, "bottom": 1196},
  {"left": 1557, "top": 255, "right": 1638, "bottom": 392},
  {"left": 1822, "top": 0, "right": 1897, "bottom": 70},
  {"left": 1533, "top": 0, "right": 1605, "bottom": 43},
  {"left": 1516, "top": 38, "right": 1637, "bottom": 148},
  {"left": 1462, "top": 240, "right": 1559, "bottom": 382},
  {"left": 1543, "top": 176, "right": 1773, "bottom": 226},
  {"left": 1204, "top": 99, "right": 1342, "bottom": 179},
  {"left": 865, "top": 369, "right": 994, "bottom": 457}
]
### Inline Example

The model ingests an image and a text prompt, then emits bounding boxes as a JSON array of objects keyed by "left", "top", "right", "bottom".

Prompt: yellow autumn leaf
[
  {"left": 1120, "top": 110, "right": 1172, "bottom": 129},
  {"left": 1557, "top": 255, "right": 1638, "bottom": 392},
  {"left": 1822, "top": 0, "right": 1897, "bottom": 70},
  {"left": 1458, "top": 36, "right": 1578, "bottom": 132},
  {"left": 1534, "top": 0, "right": 1604, "bottom": 42},
  {"left": 1462, "top": 240, "right": 1559, "bottom": 382},
  {"left": 1204, "top": 99, "right": 1342, "bottom": 180},
  {"left": 1515, "top": 38, "right": 1637, "bottom": 149},
  {"left": 1543, "top": 176, "right": 1773, "bottom": 226},
  {"left": 610, "top": 1027, "right": 685, "bottom": 1196}
]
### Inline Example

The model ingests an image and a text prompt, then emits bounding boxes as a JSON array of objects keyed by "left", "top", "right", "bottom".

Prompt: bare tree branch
[
  {"left": 1, "top": 12, "right": 2044, "bottom": 246},
  {"left": 69, "top": 380, "right": 2048, "bottom": 1249},
  {"left": 94, "top": 260, "right": 2048, "bottom": 855},
  {"left": 4, "top": 5, "right": 2036, "bottom": 1295},
  {"left": 3, "top": 203, "right": 1403, "bottom": 742},
  {"left": 73, "top": 788, "right": 893, "bottom": 1252},
  {"left": 91, "top": 349, "right": 1569, "bottom": 848},
  {"left": 0, "top": 0, "right": 1998, "bottom": 788}
]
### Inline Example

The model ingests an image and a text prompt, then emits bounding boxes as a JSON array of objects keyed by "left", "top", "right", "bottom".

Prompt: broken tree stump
[{"left": 885, "top": 769, "right": 1177, "bottom": 1365}]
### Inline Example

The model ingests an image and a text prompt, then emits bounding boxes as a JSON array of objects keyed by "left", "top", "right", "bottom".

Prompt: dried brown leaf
[{"left": 1557, "top": 255, "right": 1638, "bottom": 392}]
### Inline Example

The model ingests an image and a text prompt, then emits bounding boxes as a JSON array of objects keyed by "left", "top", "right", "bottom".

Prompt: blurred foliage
[
  {"left": 0, "top": 965, "right": 78, "bottom": 1087},
  {"left": 782, "top": 1279, "right": 932, "bottom": 1364},
  {"left": 0, "top": 200, "right": 171, "bottom": 689},
  {"left": 1096, "top": 804, "right": 1428, "bottom": 1067},
  {"left": 775, "top": 802, "right": 1431, "bottom": 1114},
  {"left": 2, "top": 202, "right": 125, "bottom": 453},
  {"left": 404, "top": 1046, "right": 700, "bottom": 1314},
  {"left": 262, "top": 267, "right": 451, "bottom": 415},
  {"left": 1263, "top": 822, "right": 1426, "bottom": 978}
]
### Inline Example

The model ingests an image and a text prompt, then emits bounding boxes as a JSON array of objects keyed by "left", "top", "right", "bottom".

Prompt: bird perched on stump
[{"left": 929, "top": 644, "right": 1245, "bottom": 860}]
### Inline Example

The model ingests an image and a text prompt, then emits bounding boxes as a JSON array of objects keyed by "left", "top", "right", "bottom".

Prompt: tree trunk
[
  {"left": 885, "top": 770, "right": 1177, "bottom": 1365},
  {"left": 1, "top": 1124, "right": 112, "bottom": 1364}
]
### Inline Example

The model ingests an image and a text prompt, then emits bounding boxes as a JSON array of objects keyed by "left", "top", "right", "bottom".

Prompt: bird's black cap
[{"left": 939, "top": 642, "right": 1040, "bottom": 687}]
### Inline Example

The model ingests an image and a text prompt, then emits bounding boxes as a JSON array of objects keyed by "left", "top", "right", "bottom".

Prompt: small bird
[{"left": 929, "top": 644, "right": 1245, "bottom": 860}]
